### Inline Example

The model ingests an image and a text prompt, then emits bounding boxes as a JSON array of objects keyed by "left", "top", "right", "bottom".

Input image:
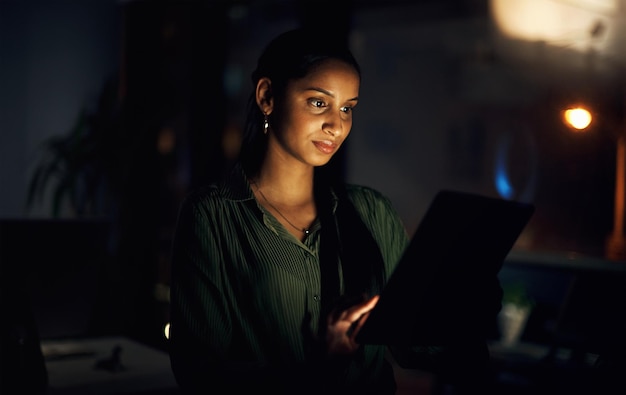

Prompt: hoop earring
[{"left": 263, "top": 113, "right": 269, "bottom": 135}]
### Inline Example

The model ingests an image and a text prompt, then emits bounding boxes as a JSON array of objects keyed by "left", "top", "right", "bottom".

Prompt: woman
[{"left": 169, "top": 28, "right": 496, "bottom": 394}]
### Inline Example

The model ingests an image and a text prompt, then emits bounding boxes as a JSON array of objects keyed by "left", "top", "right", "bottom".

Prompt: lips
[{"left": 313, "top": 140, "right": 338, "bottom": 154}]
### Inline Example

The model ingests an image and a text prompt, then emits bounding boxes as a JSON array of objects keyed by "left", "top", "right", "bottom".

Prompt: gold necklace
[{"left": 252, "top": 181, "right": 311, "bottom": 235}]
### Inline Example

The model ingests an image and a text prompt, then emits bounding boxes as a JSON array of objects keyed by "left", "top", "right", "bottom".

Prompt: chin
[{"left": 311, "top": 158, "right": 333, "bottom": 167}]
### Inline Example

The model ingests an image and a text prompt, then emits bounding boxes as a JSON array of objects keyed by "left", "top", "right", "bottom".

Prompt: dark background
[{"left": 1, "top": 1, "right": 626, "bottom": 393}]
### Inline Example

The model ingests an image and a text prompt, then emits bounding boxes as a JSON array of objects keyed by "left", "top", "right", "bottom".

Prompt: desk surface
[{"left": 42, "top": 336, "right": 178, "bottom": 395}]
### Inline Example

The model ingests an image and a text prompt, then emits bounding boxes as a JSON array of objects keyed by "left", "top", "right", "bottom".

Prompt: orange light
[{"left": 563, "top": 107, "right": 592, "bottom": 131}]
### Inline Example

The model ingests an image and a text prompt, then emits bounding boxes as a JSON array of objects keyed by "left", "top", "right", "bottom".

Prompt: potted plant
[
  {"left": 499, "top": 281, "right": 535, "bottom": 347},
  {"left": 26, "top": 78, "right": 123, "bottom": 218}
]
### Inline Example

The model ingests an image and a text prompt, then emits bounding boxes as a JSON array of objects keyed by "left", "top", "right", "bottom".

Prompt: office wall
[
  {"left": 0, "top": 0, "right": 121, "bottom": 218},
  {"left": 1, "top": 0, "right": 624, "bottom": 261}
]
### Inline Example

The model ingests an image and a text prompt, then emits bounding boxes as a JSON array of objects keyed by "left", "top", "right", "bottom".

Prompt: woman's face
[{"left": 268, "top": 59, "right": 360, "bottom": 168}]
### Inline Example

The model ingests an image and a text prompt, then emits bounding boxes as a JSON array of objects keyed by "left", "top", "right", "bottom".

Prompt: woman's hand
[{"left": 325, "top": 295, "right": 380, "bottom": 355}]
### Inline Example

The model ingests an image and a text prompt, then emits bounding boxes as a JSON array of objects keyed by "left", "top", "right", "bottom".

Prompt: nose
[
  {"left": 322, "top": 111, "right": 345, "bottom": 137},
  {"left": 323, "top": 127, "right": 338, "bottom": 137}
]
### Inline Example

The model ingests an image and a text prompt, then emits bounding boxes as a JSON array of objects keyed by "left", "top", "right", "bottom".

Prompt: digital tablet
[{"left": 355, "top": 190, "right": 535, "bottom": 345}]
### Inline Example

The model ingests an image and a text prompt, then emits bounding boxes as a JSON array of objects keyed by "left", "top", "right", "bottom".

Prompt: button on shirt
[{"left": 169, "top": 164, "right": 409, "bottom": 393}]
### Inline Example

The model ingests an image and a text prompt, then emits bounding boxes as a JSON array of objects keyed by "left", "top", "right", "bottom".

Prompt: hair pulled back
[{"left": 239, "top": 27, "right": 361, "bottom": 175}]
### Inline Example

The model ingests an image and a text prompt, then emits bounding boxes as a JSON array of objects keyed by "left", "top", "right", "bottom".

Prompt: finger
[
  {"left": 349, "top": 310, "right": 372, "bottom": 340},
  {"left": 346, "top": 295, "right": 379, "bottom": 322},
  {"left": 347, "top": 296, "right": 379, "bottom": 340},
  {"left": 344, "top": 295, "right": 379, "bottom": 338},
  {"left": 327, "top": 308, "right": 350, "bottom": 326},
  {"left": 346, "top": 308, "right": 369, "bottom": 338}
]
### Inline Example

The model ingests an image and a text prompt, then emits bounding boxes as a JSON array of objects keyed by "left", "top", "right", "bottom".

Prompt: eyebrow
[{"left": 307, "top": 86, "right": 359, "bottom": 102}]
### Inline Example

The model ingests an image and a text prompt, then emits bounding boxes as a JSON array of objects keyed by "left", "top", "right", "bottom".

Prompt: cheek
[
  {"left": 343, "top": 118, "right": 353, "bottom": 135},
  {"left": 279, "top": 100, "right": 306, "bottom": 125},
  {"left": 289, "top": 111, "right": 319, "bottom": 132},
  {"left": 271, "top": 107, "right": 298, "bottom": 135}
]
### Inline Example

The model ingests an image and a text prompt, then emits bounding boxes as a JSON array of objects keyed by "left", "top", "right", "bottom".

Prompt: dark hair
[{"left": 239, "top": 27, "right": 361, "bottom": 175}]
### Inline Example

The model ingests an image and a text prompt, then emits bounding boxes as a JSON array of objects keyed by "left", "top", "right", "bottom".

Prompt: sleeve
[
  {"left": 169, "top": 192, "right": 297, "bottom": 394},
  {"left": 344, "top": 185, "right": 410, "bottom": 278},
  {"left": 168, "top": 192, "right": 233, "bottom": 394}
]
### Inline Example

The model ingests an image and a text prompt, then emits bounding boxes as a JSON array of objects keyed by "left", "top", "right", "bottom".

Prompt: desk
[
  {"left": 493, "top": 253, "right": 626, "bottom": 394},
  {"left": 42, "top": 337, "right": 179, "bottom": 395},
  {"left": 488, "top": 341, "right": 623, "bottom": 395}
]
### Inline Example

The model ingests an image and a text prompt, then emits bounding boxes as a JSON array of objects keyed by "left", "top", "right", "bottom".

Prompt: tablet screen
[{"left": 355, "top": 190, "right": 534, "bottom": 345}]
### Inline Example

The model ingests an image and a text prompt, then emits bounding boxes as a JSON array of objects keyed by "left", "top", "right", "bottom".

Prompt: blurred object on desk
[{"left": 43, "top": 336, "right": 178, "bottom": 395}]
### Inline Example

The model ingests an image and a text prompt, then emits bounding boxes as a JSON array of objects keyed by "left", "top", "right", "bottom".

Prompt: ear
[{"left": 255, "top": 77, "right": 274, "bottom": 115}]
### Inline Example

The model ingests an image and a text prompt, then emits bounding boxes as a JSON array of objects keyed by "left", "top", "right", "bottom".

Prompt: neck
[
  {"left": 250, "top": 161, "right": 317, "bottom": 241},
  {"left": 253, "top": 162, "right": 315, "bottom": 205}
]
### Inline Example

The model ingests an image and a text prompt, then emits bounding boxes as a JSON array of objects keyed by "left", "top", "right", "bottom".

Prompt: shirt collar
[
  {"left": 218, "top": 163, "right": 255, "bottom": 202},
  {"left": 218, "top": 162, "right": 340, "bottom": 214}
]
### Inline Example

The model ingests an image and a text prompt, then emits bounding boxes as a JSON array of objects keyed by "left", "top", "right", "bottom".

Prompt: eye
[
  {"left": 340, "top": 106, "right": 353, "bottom": 114},
  {"left": 309, "top": 98, "right": 326, "bottom": 108}
]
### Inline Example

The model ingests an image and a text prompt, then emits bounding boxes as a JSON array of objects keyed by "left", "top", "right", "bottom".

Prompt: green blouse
[{"left": 169, "top": 164, "right": 409, "bottom": 394}]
